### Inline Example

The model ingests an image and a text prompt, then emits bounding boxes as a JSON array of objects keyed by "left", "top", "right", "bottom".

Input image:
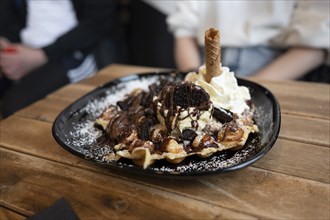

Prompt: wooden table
[{"left": 1, "top": 64, "right": 329, "bottom": 220}]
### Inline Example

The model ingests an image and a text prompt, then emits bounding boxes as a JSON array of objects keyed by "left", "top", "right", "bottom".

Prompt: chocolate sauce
[
  {"left": 102, "top": 80, "right": 175, "bottom": 152},
  {"left": 158, "top": 136, "right": 173, "bottom": 152},
  {"left": 154, "top": 81, "right": 212, "bottom": 134},
  {"left": 128, "top": 139, "right": 155, "bottom": 153},
  {"left": 98, "top": 78, "right": 253, "bottom": 163},
  {"left": 191, "top": 120, "right": 198, "bottom": 129}
]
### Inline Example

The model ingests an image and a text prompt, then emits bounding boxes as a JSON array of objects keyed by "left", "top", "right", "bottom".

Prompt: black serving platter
[{"left": 52, "top": 72, "right": 281, "bottom": 177}]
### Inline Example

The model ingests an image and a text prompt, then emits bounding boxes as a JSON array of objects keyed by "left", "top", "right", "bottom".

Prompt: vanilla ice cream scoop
[{"left": 153, "top": 81, "right": 213, "bottom": 136}]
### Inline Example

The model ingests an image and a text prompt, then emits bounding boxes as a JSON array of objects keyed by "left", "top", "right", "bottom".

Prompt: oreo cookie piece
[
  {"left": 181, "top": 129, "right": 197, "bottom": 141},
  {"left": 212, "top": 107, "right": 233, "bottom": 123},
  {"left": 172, "top": 81, "right": 211, "bottom": 109}
]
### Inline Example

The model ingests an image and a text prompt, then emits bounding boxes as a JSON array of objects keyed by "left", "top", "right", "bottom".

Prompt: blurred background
[{"left": 0, "top": 0, "right": 329, "bottom": 118}]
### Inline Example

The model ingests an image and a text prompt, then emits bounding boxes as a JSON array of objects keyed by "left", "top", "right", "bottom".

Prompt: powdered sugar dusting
[
  {"left": 64, "top": 76, "right": 158, "bottom": 148},
  {"left": 58, "top": 74, "right": 266, "bottom": 175},
  {"left": 83, "top": 76, "right": 158, "bottom": 118}
]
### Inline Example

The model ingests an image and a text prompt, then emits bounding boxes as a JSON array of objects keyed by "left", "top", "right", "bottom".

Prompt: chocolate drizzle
[
  {"left": 154, "top": 81, "right": 212, "bottom": 133},
  {"left": 94, "top": 77, "right": 255, "bottom": 166},
  {"left": 105, "top": 90, "right": 156, "bottom": 146}
]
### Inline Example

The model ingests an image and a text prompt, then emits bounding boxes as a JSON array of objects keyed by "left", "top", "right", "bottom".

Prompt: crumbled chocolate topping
[
  {"left": 157, "top": 81, "right": 211, "bottom": 110},
  {"left": 181, "top": 129, "right": 197, "bottom": 141},
  {"left": 106, "top": 89, "right": 153, "bottom": 144}
]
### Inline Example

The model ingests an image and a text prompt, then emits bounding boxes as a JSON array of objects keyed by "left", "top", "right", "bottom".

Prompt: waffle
[{"left": 95, "top": 80, "right": 258, "bottom": 169}]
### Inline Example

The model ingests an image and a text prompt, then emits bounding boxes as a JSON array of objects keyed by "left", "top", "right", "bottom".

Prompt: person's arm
[
  {"left": 1, "top": 0, "right": 118, "bottom": 80},
  {"left": 257, "top": 1, "right": 329, "bottom": 81},
  {"left": 0, "top": 38, "right": 47, "bottom": 80},
  {"left": 175, "top": 37, "right": 201, "bottom": 72},
  {"left": 167, "top": 2, "right": 201, "bottom": 71},
  {"left": 252, "top": 47, "right": 326, "bottom": 80}
]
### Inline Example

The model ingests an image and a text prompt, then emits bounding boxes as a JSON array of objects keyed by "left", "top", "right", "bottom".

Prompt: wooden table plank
[
  {"left": 78, "top": 74, "right": 116, "bottom": 88},
  {"left": 3, "top": 112, "right": 329, "bottom": 186},
  {"left": 0, "top": 207, "right": 25, "bottom": 220},
  {"left": 280, "top": 114, "right": 330, "bottom": 147},
  {"left": 253, "top": 80, "right": 330, "bottom": 120},
  {"left": 80, "top": 64, "right": 169, "bottom": 88},
  {"left": 12, "top": 98, "right": 330, "bottom": 148},
  {"left": 1, "top": 64, "right": 329, "bottom": 219},
  {"left": 0, "top": 149, "right": 255, "bottom": 220},
  {"left": 1, "top": 148, "right": 329, "bottom": 219},
  {"left": 27, "top": 64, "right": 329, "bottom": 124},
  {"left": 14, "top": 96, "right": 72, "bottom": 123},
  {"left": 48, "top": 84, "right": 94, "bottom": 101},
  {"left": 1, "top": 116, "right": 329, "bottom": 183},
  {"left": 0, "top": 116, "right": 89, "bottom": 167},
  {"left": 253, "top": 139, "right": 330, "bottom": 183},
  {"left": 1, "top": 115, "right": 330, "bottom": 219},
  {"left": 96, "top": 64, "right": 170, "bottom": 77},
  {"left": 82, "top": 64, "right": 330, "bottom": 119}
]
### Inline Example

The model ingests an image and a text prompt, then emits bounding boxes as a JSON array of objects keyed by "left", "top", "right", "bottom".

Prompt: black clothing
[
  {"left": 0, "top": 0, "right": 119, "bottom": 61},
  {"left": 127, "top": 0, "right": 175, "bottom": 69},
  {"left": 0, "top": 0, "right": 120, "bottom": 118},
  {"left": 1, "top": 61, "right": 69, "bottom": 118}
]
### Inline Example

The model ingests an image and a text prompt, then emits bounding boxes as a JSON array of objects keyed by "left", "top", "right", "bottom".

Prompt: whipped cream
[{"left": 185, "top": 64, "right": 250, "bottom": 115}]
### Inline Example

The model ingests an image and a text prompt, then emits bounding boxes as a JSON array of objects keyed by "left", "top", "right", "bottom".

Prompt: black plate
[{"left": 52, "top": 72, "right": 281, "bottom": 177}]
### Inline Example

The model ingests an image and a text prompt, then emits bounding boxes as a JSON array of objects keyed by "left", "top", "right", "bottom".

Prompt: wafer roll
[{"left": 204, "top": 28, "right": 221, "bottom": 82}]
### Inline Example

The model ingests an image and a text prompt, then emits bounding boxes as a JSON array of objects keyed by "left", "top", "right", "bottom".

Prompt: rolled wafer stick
[{"left": 204, "top": 28, "right": 221, "bottom": 82}]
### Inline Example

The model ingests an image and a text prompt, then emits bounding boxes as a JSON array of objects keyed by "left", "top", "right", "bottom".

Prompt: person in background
[
  {"left": 167, "top": 1, "right": 329, "bottom": 82},
  {"left": 127, "top": 0, "right": 176, "bottom": 69},
  {"left": 0, "top": 0, "right": 121, "bottom": 118}
]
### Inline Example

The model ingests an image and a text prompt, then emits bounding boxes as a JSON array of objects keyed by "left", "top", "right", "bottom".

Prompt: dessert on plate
[{"left": 95, "top": 28, "right": 258, "bottom": 169}]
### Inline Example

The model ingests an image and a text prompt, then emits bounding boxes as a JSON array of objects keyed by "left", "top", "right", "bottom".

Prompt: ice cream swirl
[{"left": 185, "top": 64, "right": 251, "bottom": 115}]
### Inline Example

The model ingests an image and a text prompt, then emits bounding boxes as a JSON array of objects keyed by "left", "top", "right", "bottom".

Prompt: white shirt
[
  {"left": 21, "top": 0, "right": 77, "bottom": 48},
  {"left": 20, "top": 0, "right": 96, "bottom": 83},
  {"left": 167, "top": 1, "right": 329, "bottom": 49}
]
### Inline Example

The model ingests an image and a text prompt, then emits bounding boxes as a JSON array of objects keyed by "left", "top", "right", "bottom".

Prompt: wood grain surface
[
  {"left": 1, "top": 64, "right": 329, "bottom": 219},
  {"left": 0, "top": 207, "right": 25, "bottom": 220}
]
